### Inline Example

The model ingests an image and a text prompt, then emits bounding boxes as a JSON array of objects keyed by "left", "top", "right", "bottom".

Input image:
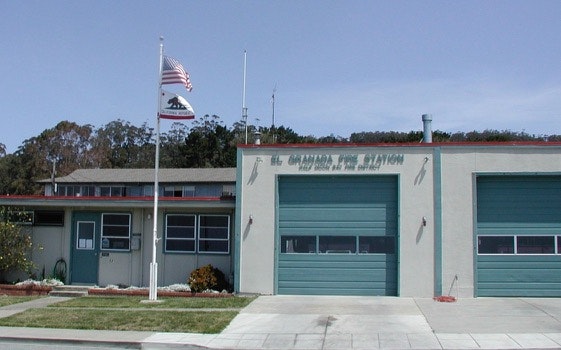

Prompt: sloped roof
[{"left": 40, "top": 168, "right": 236, "bottom": 184}]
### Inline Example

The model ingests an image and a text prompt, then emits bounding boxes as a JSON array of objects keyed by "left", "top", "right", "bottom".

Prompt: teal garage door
[
  {"left": 476, "top": 176, "right": 561, "bottom": 297},
  {"left": 277, "top": 175, "right": 398, "bottom": 296}
]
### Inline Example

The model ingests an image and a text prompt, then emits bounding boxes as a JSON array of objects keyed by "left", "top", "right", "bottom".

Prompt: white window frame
[
  {"left": 100, "top": 213, "right": 131, "bottom": 251},
  {"left": 477, "top": 235, "right": 558, "bottom": 255},
  {"left": 164, "top": 214, "right": 196, "bottom": 253},
  {"left": 198, "top": 214, "right": 230, "bottom": 254}
]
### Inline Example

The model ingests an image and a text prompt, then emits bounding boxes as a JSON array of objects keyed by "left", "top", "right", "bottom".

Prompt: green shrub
[{"left": 188, "top": 264, "right": 229, "bottom": 293}]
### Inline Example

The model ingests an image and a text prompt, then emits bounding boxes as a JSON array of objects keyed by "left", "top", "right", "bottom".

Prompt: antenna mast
[{"left": 271, "top": 85, "right": 276, "bottom": 143}]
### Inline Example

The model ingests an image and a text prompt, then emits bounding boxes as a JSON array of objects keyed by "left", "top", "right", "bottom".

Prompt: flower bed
[
  {"left": 88, "top": 287, "right": 232, "bottom": 298},
  {"left": 0, "top": 284, "right": 52, "bottom": 296}
]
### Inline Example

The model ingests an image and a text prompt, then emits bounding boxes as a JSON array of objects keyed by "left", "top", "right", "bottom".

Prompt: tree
[
  {"left": 92, "top": 120, "right": 154, "bottom": 168},
  {"left": 182, "top": 115, "right": 236, "bottom": 167},
  {"left": 0, "top": 208, "right": 34, "bottom": 282},
  {"left": 7, "top": 121, "right": 94, "bottom": 194},
  {"left": 159, "top": 122, "right": 190, "bottom": 168}
]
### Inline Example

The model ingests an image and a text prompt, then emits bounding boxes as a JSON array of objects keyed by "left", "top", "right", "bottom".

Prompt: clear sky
[{"left": 2, "top": 1, "right": 561, "bottom": 153}]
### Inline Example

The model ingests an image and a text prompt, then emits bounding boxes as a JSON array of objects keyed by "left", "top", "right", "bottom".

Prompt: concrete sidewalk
[{"left": 1, "top": 295, "right": 561, "bottom": 349}]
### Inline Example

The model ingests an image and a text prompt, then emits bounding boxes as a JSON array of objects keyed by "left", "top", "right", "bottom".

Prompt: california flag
[{"left": 159, "top": 90, "right": 195, "bottom": 120}]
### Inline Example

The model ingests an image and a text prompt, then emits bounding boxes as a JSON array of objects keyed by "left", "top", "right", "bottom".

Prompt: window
[
  {"left": 77, "top": 221, "right": 95, "bottom": 250},
  {"left": 165, "top": 214, "right": 195, "bottom": 252},
  {"left": 163, "top": 186, "right": 183, "bottom": 197},
  {"left": 100, "top": 186, "right": 125, "bottom": 197},
  {"left": 34, "top": 210, "right": 64, "bottom": 226},
  {"left": 163, "top": 186, "right": 195, "bottom": 197},
  {"left": 6, "top": 211, "right": 33, "bottom": 225},
  {"left": 517, "top": 236, "right": 554, "bottom": 254},
  {"left": 319, "top": 236, "right": 356, "bottom": 254},
  {"left": 164, "top": 214, "right": 230, "bottom": 254},
  {"left": 183, "top": 186, "right": 195, "bottom": 197},
  {"left": 101, "top": 213, "right": 130, "bottom": 251},
  {"left": 280, "top": 235, "right": 398, "bottom": 255},
  {"left": 281, "top": 236, "right": 316, "bottom": 253},
  {"left": 478, "top": 236, "right": 514, "bottom": 254},
  {"left": 199, "top": 215, "right": 229, "bottom": 253},
  {"left": 359, "top": 236, "right": 396, "bottom": 254},
  {"left": 478, "top": 235, "right": 556, "bottom": 254}
]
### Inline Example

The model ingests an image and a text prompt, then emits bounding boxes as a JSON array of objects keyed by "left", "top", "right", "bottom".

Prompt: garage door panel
[
  {"left": 280, "top": 206, "right": 389, "bottom": 222},
  {"left": 476, "top": 176, "right": 561, "bottom": 297},
  {"left": 278, "top": 175, "right": 398, "bottom": 296}
]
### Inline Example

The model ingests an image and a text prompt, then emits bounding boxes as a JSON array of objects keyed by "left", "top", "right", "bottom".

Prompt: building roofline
[
  {"left": 0, "top": 195, "right": 235, "bottom": 209},
  {"left": 237, "top": 141, "right": 561, "bottom": 149}
]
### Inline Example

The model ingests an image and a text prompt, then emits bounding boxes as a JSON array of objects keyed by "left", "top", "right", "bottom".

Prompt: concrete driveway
[{"left": 211, "top": 295, "right": 561, "bottom": 349}]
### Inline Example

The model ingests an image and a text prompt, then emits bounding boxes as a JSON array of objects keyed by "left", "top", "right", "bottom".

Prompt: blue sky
[{"left": 1, "top": 1, "right": 561, "bottom": 153}]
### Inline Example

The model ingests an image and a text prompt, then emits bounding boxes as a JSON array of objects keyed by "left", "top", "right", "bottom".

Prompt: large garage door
[
  {"left": 476, "top": 176, "right": 561, "bottom": 297},
  {"left": 277, "top": 175, "right": 398, "bottom": 296}
]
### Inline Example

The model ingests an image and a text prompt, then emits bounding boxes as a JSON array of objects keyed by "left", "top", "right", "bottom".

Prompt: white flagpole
[
  {"left": 242, "top": 50, "right": 248, "bottom": 144},
  {"left": 149, "top": 37, "right": 164, "bottom": 301}
]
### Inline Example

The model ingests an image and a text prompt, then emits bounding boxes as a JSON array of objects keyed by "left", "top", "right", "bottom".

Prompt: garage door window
[
  {"left": 478, "top": 235, "right": 557, "bottom": 254},
  {"left": 359, "top": 236, "right": 396, "bottom": 254},
  {"left": 281, "top": 236, "right": 316, "bottom": 253},
  {"left": 478, "top": 236, "right": 514, "bottom": 254},
  {"left": 319, "top": 236, "right": 356, "bottom": 254},
  {"left": 517, "top": 236, "right": 554, "bottom": 254},
  {"left": 281, "top": 235, "right": 395, "bottom": 255}
]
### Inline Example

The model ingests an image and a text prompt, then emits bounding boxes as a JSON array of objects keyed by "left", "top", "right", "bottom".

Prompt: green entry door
[
  {"left": 277, "top": 175, "right": 398, "bottom": 296},
  {"left": 71, "top": 212, "right": 100, "bottom": 284}
]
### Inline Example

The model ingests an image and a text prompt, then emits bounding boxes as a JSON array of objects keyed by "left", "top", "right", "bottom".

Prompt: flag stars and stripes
[{"left": 161, "top": 55, "right": 193, "bottom": 92}]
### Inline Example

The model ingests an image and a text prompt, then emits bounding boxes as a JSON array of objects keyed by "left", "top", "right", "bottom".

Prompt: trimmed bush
[{"left": 188, "top": 264, "right": 229, "bottom": 293}]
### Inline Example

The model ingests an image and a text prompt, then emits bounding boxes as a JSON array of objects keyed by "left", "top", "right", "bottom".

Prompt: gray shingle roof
[{"left": 40, "top": 168, "right": 236, "bottom": 184}]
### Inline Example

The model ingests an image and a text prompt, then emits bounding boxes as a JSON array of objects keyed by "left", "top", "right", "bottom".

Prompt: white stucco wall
[
  {"left": 238, "top": 146, "right": 437, "bottom": 297},
  {"left": 238, "top": 144, "right": 561, "bottom": 297},
  {"left": 440, "top": 146, "right": 561, "bottom": 298}
]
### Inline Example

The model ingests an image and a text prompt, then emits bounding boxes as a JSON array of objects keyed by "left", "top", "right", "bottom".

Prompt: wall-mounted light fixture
[
  {"left": 422, "top": 216, "right": 427, "bottom": 227},
  {"left": 147, "top": 213, "right": 152, "bottom": 220},
  {"left": 249, "top": 215, "right": 254, "bottom": 225}
]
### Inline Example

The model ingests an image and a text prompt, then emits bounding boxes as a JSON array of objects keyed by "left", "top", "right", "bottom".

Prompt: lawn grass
[
  {"left": 0, "top": 295, "right": 257, "bottom": 333},
  {"left": 0, "top": 295, "right": 41, "bottom": 307},
  {"left": 50, "top": 295, "right": 256, "bottom": 309},
  {"left": 0, "top": 308, "right": 237, "bottom": 333}
]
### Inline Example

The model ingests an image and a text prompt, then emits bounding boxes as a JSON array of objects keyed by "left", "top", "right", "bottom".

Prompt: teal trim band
[
  {"left": 233, "top": 147, "right": 243, "bottom": 293},
  {"left": 433, "top": 148, "right": 443, "bottom": 296}
]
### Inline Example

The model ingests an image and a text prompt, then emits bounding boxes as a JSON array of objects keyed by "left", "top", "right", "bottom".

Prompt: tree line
[{"left": 0, "top": 114, "right": 559, "bottom": 195}]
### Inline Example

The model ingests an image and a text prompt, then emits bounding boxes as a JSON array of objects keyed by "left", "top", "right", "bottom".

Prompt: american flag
[{"left": 161, "top": 55, "right": 193, "bottom": 92}]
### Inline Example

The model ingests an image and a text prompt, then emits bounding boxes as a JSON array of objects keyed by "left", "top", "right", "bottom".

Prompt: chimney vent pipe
[{"left": 422, "top": 114, "right": 433, "bottom": 143}]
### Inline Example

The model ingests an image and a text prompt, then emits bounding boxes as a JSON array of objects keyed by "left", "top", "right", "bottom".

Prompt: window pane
[
  {"left": 100, "top": 187, "right": 110, "bottom": 197},
  {"left": 167, "top": 227, "right": 195, "bottom": 239},
  {"left": 166, "top": 239, "right": 195, "bottom": 252},
  {"left": 319, "top": 236, "right": 356, "bottom": 254},
  {"left": 517, "top": 236, "right": 554, "bottom": 254},
  {"left": 34, "top": 210, "right": 64, "bottom": 226},
  {"left": 199, "top": 240, "right": 229, "bottom": 253},
  {"left": 281, "top": 236, "right": 316, "bottom": 253},
  {"left": 359, "top": 236, "right": 395, "bottom": 254},
  {"left": 167, "top": 215, "right": 195, "bottom": 227},
  {"left": 199, "top": 227, "right": 228, "bottom": 239},
  {"left": 104, "top": 226, "right": 130, "bottom": 237},
  {"left": 103, "top": 214, "right": 130, "bottom": 226},
  {"left": 200, "top": 216, "right": 229, "bottom": 227},
  {"left": 478, "top": 236, "right": 514, "bottom": 254},
  {"left": 102, "top": 238, "right": 129, "bottom": 250}
]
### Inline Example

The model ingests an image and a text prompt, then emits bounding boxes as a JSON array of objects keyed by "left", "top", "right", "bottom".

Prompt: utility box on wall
[{"left": 131, "top": 233, "right": 141, "bottom": 251}]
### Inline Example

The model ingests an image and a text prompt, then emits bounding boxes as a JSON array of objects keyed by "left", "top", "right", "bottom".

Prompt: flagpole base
[{"left": 148, "top": 262, "right": 159, "bottom": 301}]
